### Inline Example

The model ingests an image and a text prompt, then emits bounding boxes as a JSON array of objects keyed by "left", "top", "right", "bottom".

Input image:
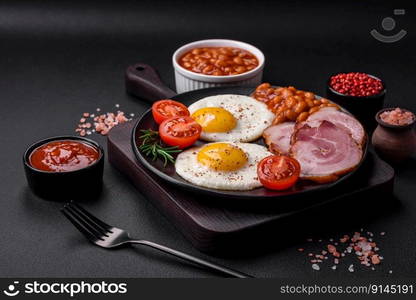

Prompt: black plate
[{"left": 132, "top": 86, "right": 367, "bottom": 200}]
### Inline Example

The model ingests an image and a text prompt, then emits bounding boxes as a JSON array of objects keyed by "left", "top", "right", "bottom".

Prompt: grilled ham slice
[
  {"left": 305, "top": 107, "right": 365, "bottom": 146},
  {"left": 263, "top": 122, "right": 295, "bottom": 155},
  {"left": 290, "top": 120, "right": 363, "bottom": 183}
]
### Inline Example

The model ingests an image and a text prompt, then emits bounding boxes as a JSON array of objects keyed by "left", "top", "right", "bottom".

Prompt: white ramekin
[{"left": 172, "top": 39, "right": 265, "bottom": 93}]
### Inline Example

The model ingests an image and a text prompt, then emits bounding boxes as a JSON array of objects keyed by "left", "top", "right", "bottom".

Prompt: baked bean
[
  {"left": 309, "top": 106, "right": 320, "bottom": 114},
  {"left": 278, "top": 104, "right": 288, "bottom": 112},
  {"left": 273, "top": 113, "right": 286, "bottom": 124},
  {"left": 179, "top": 47, "right": 258, "bottom": 76},
  {"left": 297, "top": 112, "right": 309, "bottom": 122},
  {"left": 285, "top": 96, "right": 297, "bottom": 108},
  {"left": 284, "top": 109, "right": 298, "bottom": 121},
  {"left": 215, "top": 60, "right": 228, "bottom": 67},
  {"left": 326, "top": 103, "right": 339, "bottom": 108},
  {"left": 203, "top": 65, "right": 214, "bottom": 73},
  {"left": 191, "top": 49, "right": 202, "bottom": 55},
  {"left": 306, "top": 99, "right": 315, "bottom": 108},
  {"left": 320, "top": 98, "right": 329, "bottom": 104},
  {"left": 218, "top": 54, "right": 228, "bottom": 61},
  {"left": 233, "top": 56, "right": 244, "bottom": 65},
  {"left": 313, "top": 100, "right": 321, "bottom": 106},
  {"left": 304, "top": 92, "right": 315, "bottom": 99},
  {"left": 272, "top": 95, "right": 283, "bottom": 104},
  {"left": 281, "top": 89, "right": 294, "bottom": 98},
  {"left": 235, "top": 66, "right": 247, "bottom": 73},
  {"left": 219, "top": 47, "right": 233, "bottom": 56},
  {"left": 294, "top": 101, "right": 307, "bottom": 114},
  {"left": 266, "top": 88, "right": 275, "bottom": 96},
  {"left": 257, "top": 83, "right": 270, "bottom": 90}
]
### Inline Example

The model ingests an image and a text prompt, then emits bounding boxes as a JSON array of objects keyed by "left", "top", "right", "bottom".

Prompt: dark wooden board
[{"left": 107, "top": 121, "right": 395, "bottom": 254}]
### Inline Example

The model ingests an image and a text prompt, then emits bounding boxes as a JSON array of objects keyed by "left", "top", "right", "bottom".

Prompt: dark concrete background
[{"left": 0, "top": 0, "right": 414, "bottom": 278}]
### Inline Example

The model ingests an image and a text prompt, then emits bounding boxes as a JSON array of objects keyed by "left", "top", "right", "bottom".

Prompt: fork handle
[{"left": 129, "top": 240, "right": 253, "bottom": 278}]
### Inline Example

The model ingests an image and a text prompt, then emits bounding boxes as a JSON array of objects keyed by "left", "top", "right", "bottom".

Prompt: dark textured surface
[{"left": 0, "top": 0, "right": 415, "bottom": 278}]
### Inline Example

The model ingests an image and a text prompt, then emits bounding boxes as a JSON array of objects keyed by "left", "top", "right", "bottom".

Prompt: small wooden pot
[{"left": 372, "top": 108, "right": 416, "bottom": 163}]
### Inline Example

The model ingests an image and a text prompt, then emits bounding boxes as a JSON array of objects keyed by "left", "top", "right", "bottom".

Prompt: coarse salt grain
[
  {"left": 371, "top": 255, "right": 381, "bottom": 265},
  {"left": 312, "top": 264, "right": 320, "bottom": 271},
  {"left": 348, "top": 264, "right": 354, "bottom": 272}
]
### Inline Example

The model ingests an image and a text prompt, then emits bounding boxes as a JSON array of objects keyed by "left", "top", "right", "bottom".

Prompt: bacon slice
[
  {"left": 305, "top": 107, "right": 365, "bottom": 146},
  {"left": 290, "top": 120, "right": 363, "bottom": 183},
  {"left": 263, "top": 122, "right": 295, "bottom": 155}
]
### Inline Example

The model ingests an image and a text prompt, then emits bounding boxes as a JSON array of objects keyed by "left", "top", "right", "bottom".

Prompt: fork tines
[{"left": 61, "top": 201, "right": 112, "bottom": 242}]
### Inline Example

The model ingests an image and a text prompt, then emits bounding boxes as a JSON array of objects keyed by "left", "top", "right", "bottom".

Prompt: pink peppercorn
[{"left": 330, "top": 72, "right": 384, "bottom": 97}]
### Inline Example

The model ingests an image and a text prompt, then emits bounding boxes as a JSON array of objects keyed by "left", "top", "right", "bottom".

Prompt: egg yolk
[
  {"left": 191, "top": 107, "right": 236, "bottom": 132},
  {"left": 197, "top": 143, "right": 248, "bottom": 171}
]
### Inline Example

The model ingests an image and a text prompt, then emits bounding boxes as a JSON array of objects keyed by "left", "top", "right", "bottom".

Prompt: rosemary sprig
[{"left": 139, "top": 129, "right": 181, "bottom": 166}]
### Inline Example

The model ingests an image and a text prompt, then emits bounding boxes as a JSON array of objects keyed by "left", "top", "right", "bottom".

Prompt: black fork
[{"left": 61, "top": 201, "right": 253, "bottom": 278}]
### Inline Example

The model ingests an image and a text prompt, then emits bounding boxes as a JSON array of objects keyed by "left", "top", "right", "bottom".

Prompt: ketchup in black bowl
[
  {"left": 29, "top": 140, "right": 100, "bottom": 172},
  {"left": 23, "top": 136, "right": 104, "bottom": 201}
]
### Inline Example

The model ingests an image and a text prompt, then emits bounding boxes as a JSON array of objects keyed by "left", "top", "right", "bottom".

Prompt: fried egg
[
  {"left": 175, "top": 142, "right": 272, "bottom": 190},
  {"left": 188, "top": 94, "right": 275, "bottom": 142}
]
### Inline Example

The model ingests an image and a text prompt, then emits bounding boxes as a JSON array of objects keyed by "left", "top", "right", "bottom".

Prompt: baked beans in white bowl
[{"left": 172, "top": 39, "right": 265, "bottom": 93}]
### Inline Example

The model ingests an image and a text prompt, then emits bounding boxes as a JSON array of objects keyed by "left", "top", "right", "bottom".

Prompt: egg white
[
  {"left": 188, "top": 94, "right": 275, "bottom": 142},
  {"left": 175, "top": 142, "right": 273, "bottom": 191}
]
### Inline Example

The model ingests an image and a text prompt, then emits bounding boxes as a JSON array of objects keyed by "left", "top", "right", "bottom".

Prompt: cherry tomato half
[
  {"left": 152, "top": 100, "right": 190, "bottom": 124},
  {"left": 257, "top": 155, "right": 301, "bottom": 190},
  {"left": 159, "top": 116, "right": 202, "bottom": 149}
]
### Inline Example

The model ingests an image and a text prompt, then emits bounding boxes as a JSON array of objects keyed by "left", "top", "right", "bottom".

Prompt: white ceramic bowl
[{"left": 172, "top": 39, "right": 265, "bottom": 93}]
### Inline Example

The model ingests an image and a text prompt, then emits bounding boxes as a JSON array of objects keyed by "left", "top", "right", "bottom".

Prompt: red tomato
[
  {"left": 152, "top": 100, "right": 190, "bottom": 124},
  {"left": 257, "top": 155, "right": 301, "bottom": 190},
  {"left": 159, "top": 116, "right": 201, "bottom": 149}
]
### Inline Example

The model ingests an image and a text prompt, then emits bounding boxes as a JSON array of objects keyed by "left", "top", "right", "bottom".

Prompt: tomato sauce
[{"left": 29, "top": 140, "right": 100, "bottom": 172}]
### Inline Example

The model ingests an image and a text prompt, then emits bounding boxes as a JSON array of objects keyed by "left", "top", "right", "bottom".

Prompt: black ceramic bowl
[
  {"left": 326, "top": 73, "right": 386, "bottom": 131},
  {"left": 23, "top": 136, "right": 104, "bottom": 201}
]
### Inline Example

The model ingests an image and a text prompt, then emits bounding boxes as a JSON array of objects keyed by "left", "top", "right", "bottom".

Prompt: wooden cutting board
[{"left": 107, "top": 121, "right": 395, "bottom": 254}]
